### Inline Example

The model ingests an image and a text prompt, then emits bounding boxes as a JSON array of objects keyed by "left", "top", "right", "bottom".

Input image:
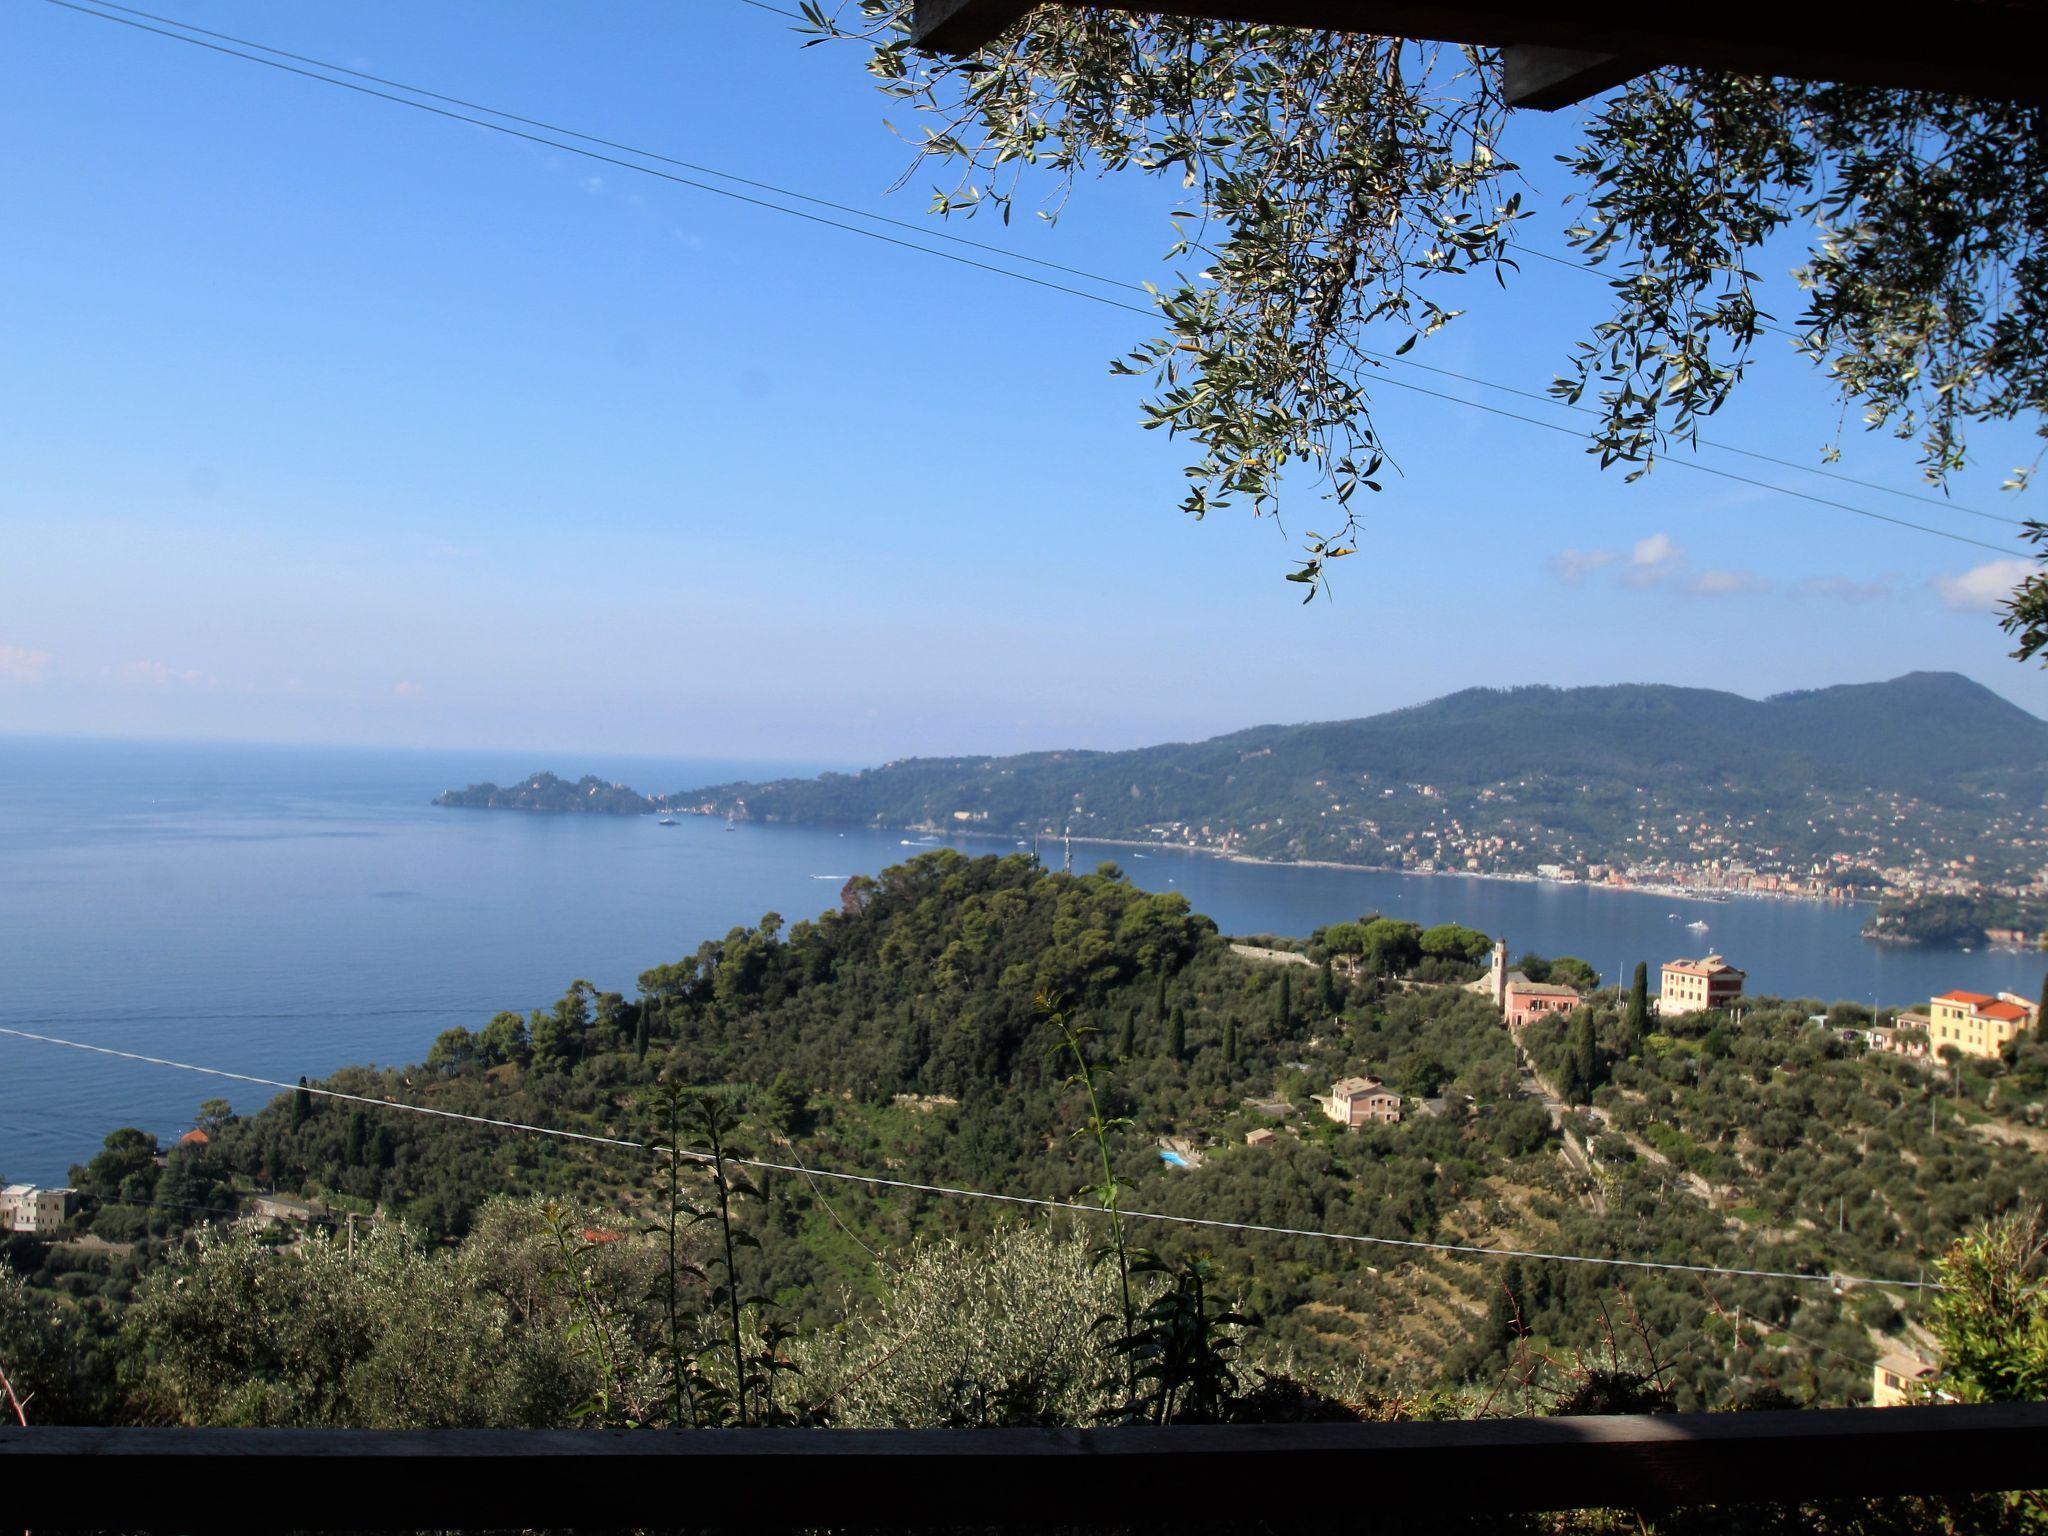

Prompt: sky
[{"left": 3, "top": 0, "right": 2044, "bottom": 763}]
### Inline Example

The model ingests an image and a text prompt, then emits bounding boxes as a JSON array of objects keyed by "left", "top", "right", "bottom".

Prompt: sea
[{"left": 3, "top": 735, "right": 2041, "bottom": 1184}]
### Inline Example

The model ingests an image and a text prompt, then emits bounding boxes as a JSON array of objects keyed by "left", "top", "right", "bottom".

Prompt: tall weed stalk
[
  {"left": 541, "top": 1201, "right": 637, "bottom": 1426},
  {"left": 1038, "top": 990, "right": 1137, "bottom": 1408}
]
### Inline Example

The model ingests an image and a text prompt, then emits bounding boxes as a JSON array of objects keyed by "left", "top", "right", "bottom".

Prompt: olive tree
[{"left": 810, "top": 6, "right": 2044, "bottom": 615}]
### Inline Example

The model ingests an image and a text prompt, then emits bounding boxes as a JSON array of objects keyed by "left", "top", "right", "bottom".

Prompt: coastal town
[{"left": 1127, "top": 786, "right": 2048, "bottom": 912}]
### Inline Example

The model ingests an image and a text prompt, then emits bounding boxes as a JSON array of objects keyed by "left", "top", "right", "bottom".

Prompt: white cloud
[
  {"left": 1631, "top": 533, "right": 1683, "bottom": 568},
  {"left": 1797, "top": 574, "right": 1900, "bottom": 604},
  {"left": 392, "top": 681, "right": 423, "bottom": 698},
  {"left": 1549, "top": 534, "right": 1773, "bottom": 599},
  {"left": 113, "top": 659, "right": 210, "bottom": 688},
  {"left": 1616, "top": 532, "right": 1686, "bottom": 589},
  {"left": 583, "top": 175, "right": 604, "bottom": 194},
  {"left": 1934, "top": 558, "right": 2033, "bottom": 614},
  {"left": 0, "top": 644, "right": 52, "bottom": 683},
  {"left": 1689, "top": 568, "right": 1772, "bottom": 596},
  {"left": 1551, "top": 548, "right": 1617, "bottom": 585}
]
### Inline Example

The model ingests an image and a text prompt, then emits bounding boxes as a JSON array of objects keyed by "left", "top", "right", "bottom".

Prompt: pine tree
[
  {"left": 1223, "top": 1015, "right": 1238, "bottom": 1066},
  {"left": 1120, "top": 1006, "right": 1137, "bottom": 1060},
  {"left": 1169, "top": 1005, "right": 1186, "bottom": 1063},
  {"left": 290, "top": 1076, "right": 312, "bottom": 1129},
  {"left": 1276, "top": 971, "right": 1293, "bottom": 1034},
  {"left": 1623, "top": 962, "right": 1649, "bottom": 1054}
]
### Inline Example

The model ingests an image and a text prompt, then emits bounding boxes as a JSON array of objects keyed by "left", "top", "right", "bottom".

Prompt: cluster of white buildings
[{"left": 0, "top": 1183, "right": 76, "bottom": 1234}]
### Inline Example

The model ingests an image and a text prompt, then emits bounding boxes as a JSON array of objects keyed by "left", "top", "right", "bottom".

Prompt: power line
[
  {"left": 1357, "top": 351, "right": 2025, "bottom": 529},
  {"left": 70, "top": 0, "right": 1145, "bottom": 299},
  {"left": 40, "top": 0, "right": 2025, "bottom": 553},
  {"left": 1353, "top": 370, "right": 2021, "bottom": 556},
  {"left": 40, "top": 0, "right": 1145, "bottom": 319},
  {"left": 0, "top": 1024, "right": 1943, "bottom": 1291}
]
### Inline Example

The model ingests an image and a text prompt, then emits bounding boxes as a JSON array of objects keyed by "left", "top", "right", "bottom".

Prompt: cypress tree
[
  {"left": 1276, "top": 971, "right": 1293, "bottom": 1034},
  {"left": 1319, "top": 958, "right": 1338, "bottom": 1017},
  {"left": 345, "top": 1110, "right": 368, "bottom": 1167},
  {"left": 1169, "top": 1005, "right": 1186, "bottom": 1063},
  {"left": 2038, "top": 970, "right": 2047, "bottom": 1029},
  {"left": 1569, "top": 1011, "right": 1598, "bottom": 1105},
  {"left": 1120, "top": 1006, "right": 1137, "bottom": 1060},
  {"left": 635, "top": 1008, "right": 651, "bottom": 1063},
  {"left": 1623, "top": 962, "right": 1649, "bottom": 1054},
  {"left": 1156, "top": 970, "right": 1170, "bottom": 1023},
  {"left": 291, "top": 1076, "right": 312, "bottom": 1129},
  {"left": 1479, "top": 1259, "right": 1529, "bottom": 1359},
  {"left": 1223, "top": 1015, "right": 1238, "bottom": 1066}
]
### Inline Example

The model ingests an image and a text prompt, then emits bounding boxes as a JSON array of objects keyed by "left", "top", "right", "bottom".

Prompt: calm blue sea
[{"left": 3, "top": 735, "right": 2041, "bottom": 1184}]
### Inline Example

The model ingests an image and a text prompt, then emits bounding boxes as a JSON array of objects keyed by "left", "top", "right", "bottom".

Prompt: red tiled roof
[
  {"left": 1977, "top": 1001, "right": 2029, "bottom": 1023},
  {"left": 1935, "top": 990, "right": 1996, "bottom": 1005},
  {"left": 177, "top": 1129, "right": 211, "bottom": 1146},
  {"left": 1664, "top": 957, "right": 1742, "bottom": 977}
]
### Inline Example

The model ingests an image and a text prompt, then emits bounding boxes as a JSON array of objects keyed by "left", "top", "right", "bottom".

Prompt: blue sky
[{"left": 3, "top": 0, "right": 2043, "bottom": 761}]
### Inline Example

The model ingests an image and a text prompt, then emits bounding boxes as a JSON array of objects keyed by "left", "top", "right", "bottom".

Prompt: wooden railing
[{"left": 5, "top": 1404, "right": 2046, "bottom": 1529}]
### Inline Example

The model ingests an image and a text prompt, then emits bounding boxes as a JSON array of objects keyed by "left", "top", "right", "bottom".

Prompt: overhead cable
[
  {"left": 43, "top": 0, "right": 2027, "bottom": 544},
  {"left": 0, "top": 1023, "right": 1944, "bottom": 1291}
]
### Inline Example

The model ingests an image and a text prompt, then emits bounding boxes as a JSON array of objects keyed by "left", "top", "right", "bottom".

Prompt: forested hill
[
  {"left": 436, "top": 772, "right": 652, "bottom": 814},
  {"left": 670, "top": 673, "right": 2048, "bottom": 884},
  {"left": 30, "top": 850, "right": 2048, "bottom": 1425}
]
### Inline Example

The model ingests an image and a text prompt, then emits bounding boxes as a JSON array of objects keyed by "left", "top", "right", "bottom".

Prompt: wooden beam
[
  {"left": 913, "top": 0, "right": 1033, "bottom": 53},
  {"left": 1500, "top": 45, "right": 1649, "bottom": 110},
  {"left": 908, "top": 0, "right": 2048, "bottom": 104},
  {"left": 5, "top": 1405, "right": 2048, "bottom": 1530}
]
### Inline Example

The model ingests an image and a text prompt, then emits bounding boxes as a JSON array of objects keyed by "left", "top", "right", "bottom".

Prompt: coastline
[{"left": 962, "top": 824, "right": 1863, "bottom": 910}]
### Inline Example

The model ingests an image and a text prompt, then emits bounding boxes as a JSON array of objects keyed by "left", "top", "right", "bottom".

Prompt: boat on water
[
  {"left": 1687, "top": 919, "right": 1710, "bottom": 931},
  {"left": 657, "top": 815, "right": 676, "bottom": 826}
]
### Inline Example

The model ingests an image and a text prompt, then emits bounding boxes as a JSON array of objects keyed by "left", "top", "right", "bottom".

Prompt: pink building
[{"left": 1487, "top": 939, "right": 1586, "bottom": 1029}]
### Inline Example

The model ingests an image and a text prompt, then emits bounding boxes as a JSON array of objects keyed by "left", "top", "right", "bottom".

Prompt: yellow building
[
  {"left": 1872, "top": 1348, "right": 1937, "bottom": 1407},
  {"left": 1659, "top": 954, "right": 1745, "bottom": 1014},
  {"left": 1926, "top": 990, "right": 2039, "bottom": 1060}
]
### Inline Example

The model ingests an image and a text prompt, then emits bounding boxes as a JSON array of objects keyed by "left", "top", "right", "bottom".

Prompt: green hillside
[
  {"left": 668, "top": 674, "right": 2048, "bottom": 885},
  {"left": 15, "top": 853, "right": 2046, "bottom": 1435}
]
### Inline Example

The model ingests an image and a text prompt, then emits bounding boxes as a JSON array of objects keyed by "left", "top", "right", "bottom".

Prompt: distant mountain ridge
[{"left": 666, "top": 673, "right": 2048, "bottom": 888}]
